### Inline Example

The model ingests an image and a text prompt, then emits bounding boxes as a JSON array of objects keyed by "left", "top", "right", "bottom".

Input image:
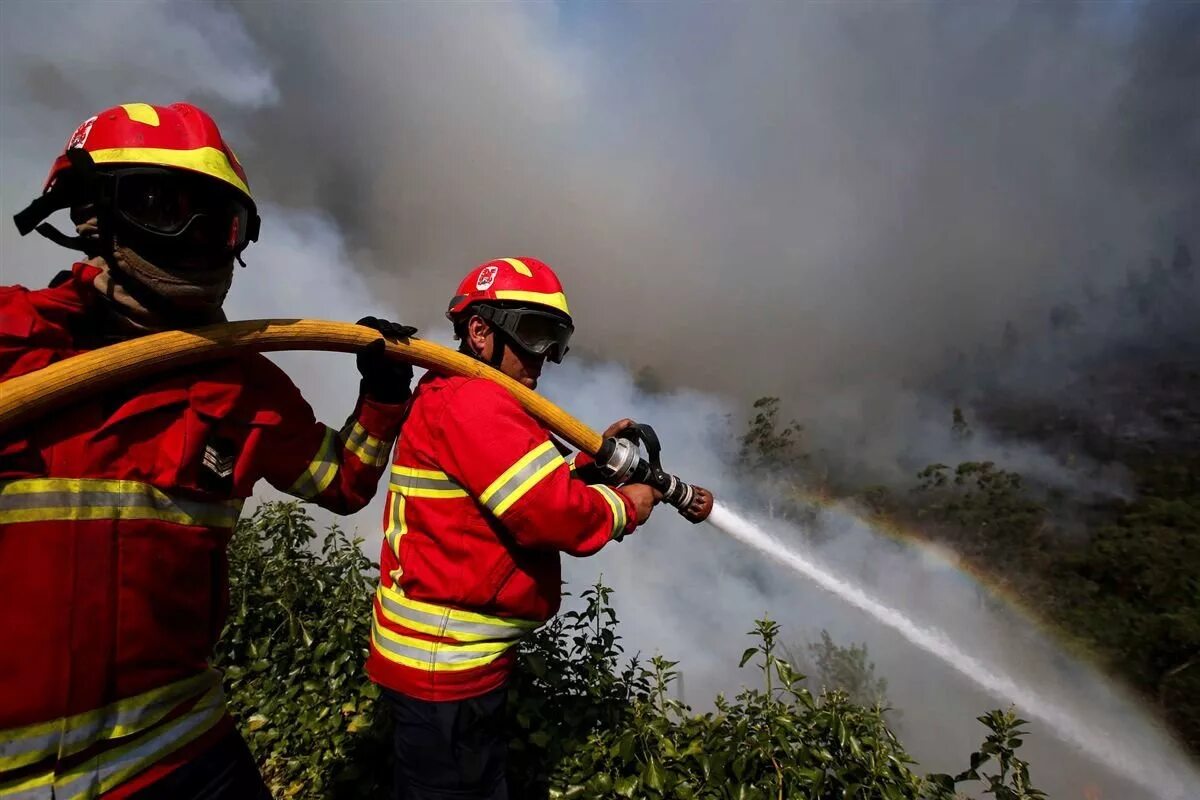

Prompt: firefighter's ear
[{"left": 465, "top": 315, "right": 492, "bottom": 359}]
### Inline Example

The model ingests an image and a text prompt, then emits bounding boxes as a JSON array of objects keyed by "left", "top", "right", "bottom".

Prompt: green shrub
[{"left": 217, "top": 502, "right": 1042, "bottom": 799}]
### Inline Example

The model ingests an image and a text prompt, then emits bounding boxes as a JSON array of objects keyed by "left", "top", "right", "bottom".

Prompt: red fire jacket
[
  {"left": 0, "top": 263, "right": 405, "bottom": 799},
  {"left": 365, "top": 372, "right": 638, "bottom": 702}
]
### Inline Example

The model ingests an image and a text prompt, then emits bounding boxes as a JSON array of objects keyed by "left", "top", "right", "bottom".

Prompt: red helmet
[
  {"left": 447, "top": 257, "right": 572, "bottom": 320},
  {"left": 448, "top": 257, "right": 574, "bottom": 362},
  {"left": 15, "top": 102, "right": 259, "bottom": 253}
]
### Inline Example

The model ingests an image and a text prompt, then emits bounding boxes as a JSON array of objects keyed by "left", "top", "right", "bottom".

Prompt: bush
[
  {"left": 213, "top": 503, "right": 390, "bottom": 798},
  {"left": 217, "top": 502, "right": 1043, "bottom": 799}
]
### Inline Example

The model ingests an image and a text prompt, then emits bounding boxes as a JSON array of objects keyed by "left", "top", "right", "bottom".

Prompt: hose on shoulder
[{"left": 0, "top": 319, "right": 603, "bottom": 452}]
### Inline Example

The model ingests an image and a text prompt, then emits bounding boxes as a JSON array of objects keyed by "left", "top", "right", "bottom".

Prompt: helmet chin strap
[
  {"left": 463, "top": 321, "right": 513, "bottom": 370},
  {"left": 488, "top": 329, "right": 510, "bottom": 369}
]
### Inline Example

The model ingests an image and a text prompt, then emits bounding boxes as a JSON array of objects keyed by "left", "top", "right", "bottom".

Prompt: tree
[
  {"left": 806, "top": 629, "right": 891, "bottom": 709},
  {"left": 914, "top": 461, "right": 1044, "bottom": 549},
  {"left": 738, "top": 396, "right": 808, "bottom": 474},
  {"left": 952, "top": 406, "right": 974, "bottom": 443}
]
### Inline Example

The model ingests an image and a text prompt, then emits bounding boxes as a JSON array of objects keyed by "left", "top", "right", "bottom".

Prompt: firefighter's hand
[
  {"left": 358, "top": 316, "right": 418, "bottom": 342},
  {"left": 356, "top": 317, "right": 417, "bottom": 404},
  {"left": 617, "top": 483, "right": 663, "bottom": 526},
  {"left": 602, "top": 419, "right": 635, "bottom": 439}
]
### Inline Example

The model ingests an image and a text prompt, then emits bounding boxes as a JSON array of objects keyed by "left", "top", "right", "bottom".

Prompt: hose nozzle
[{"left": 595, "top": 424, "right": 714, "bottom": 524}]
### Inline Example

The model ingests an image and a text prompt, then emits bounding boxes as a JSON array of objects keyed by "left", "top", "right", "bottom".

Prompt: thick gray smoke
[
  {"left": 227, "top": 2, "right": 1199, "bottom": 398},
  {"left": 3, "top": 2, "right": 1198, "bottom": 797},
  {"left": 3, "top": 1, "right": 1197, "bottom": 465}
]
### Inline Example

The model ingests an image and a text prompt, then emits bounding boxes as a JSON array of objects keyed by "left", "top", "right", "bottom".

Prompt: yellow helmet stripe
[
  {"left": 120, "top": 103, "right": 160, "bottom": 127},
  {"left": 499, "top": 257, "right": 533, "bottom": 277},
  {"left": 492, "top": 289, "right": 570, "bottom": 316},
  {"left": 88, "top": 146, "right": 251, "bottom": 198}
]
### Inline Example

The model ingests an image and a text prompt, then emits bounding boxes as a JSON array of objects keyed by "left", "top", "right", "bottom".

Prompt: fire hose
[{"left": 0, "top": 319, "right": 711, "bottom": 522}]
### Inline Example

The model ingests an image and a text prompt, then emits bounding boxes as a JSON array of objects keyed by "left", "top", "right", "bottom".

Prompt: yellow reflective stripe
[
  {"left": 0, "top": 768, "right": 52, "bottom": 796},
  {"left": 339, "top": 420, "right": 391, "bottom": 468},
  {"left": 389, "top": 465, "right": 468, "bottom": 499},
  {"left": 0, "top": 671, "right": 221, "bottom": 784},
  {"left": 478, "top": 441, "right": 563, "bottom": 517},
  {"left": 288, "top": 427, "right": 341, "bottom": 500},
  {"left": 88, "top": 147, "right": 250, "bottom": 198},
  {"left": 385, "top": 492, "right": 407, "bottom": 559},
  {"left": 499, "top": 257, "right": 533, "bottom": 277},
  {"left": 50, "top": 684, "right": 226, "bottom": 800},
  {"left": 0, "top": 479, "right": 243, "bottom": 528},
  {"left": 120, "top": 103, "right": 160, "bottom": 127},
  {"left": 492, "top": 289, "right": 570, "bottom": 315},
  {"left": 376, "top": 584, "right": 539, "bottom": 643},
  {"left": 590, "top": 484, "right": 627, "bottom": 539},
  {"left": 370, "top": 617, "right": 516, "bottom": 672}
]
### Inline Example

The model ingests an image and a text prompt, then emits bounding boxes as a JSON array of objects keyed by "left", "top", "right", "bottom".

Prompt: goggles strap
[{"left": 34, "top": 222, "right": 98, "bottom": 255}]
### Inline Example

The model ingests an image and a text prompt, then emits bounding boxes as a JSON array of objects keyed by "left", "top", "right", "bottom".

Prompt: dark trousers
[
  {"left": 129, "top": 727, "right": 272, "bottom": 800},
  {"left": 385, "top": 687, "right": 508, "bottom": 800}
]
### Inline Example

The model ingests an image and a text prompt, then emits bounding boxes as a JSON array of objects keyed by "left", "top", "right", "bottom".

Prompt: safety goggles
[
  {"left": 476, "top": 305, "right": 574, "bottom": 363},
  {"left": 102, "top": 168, "right": 258, "bottom": 251}
]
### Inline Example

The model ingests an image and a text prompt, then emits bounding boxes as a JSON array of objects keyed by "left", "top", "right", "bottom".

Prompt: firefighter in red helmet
[
  {"left": 0, "top": 103, "right": 415, "bottom": 798},
  {"left": 366, "top": 257, "right": 671, "bottom": 800}
]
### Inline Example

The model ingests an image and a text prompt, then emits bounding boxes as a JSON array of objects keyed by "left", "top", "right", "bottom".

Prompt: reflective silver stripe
[
  {"left": 288, "top": 427, "right": 341, "bottom": 499},
  {"left": 385, "top": 493, "right": 406, "bottom": 557},
  {"left": 390, "top": 475, "right": 463, "bottom": 493},
  {"left": 388, "top": 466, "right": 467, "bottom": 498},
  {"left": 0, "top": 671, "right": 223, "bottom": 793},
  {"left": 49, "top": 684, "right": 226, "bottom": 800},
  {"left": 0, "top": 688, "right": 189, "bottom": 769},
  {"left": 339, "top": 420, "right": 391, "bottom": 468},
  {"left": 370, "top": 618, "right": 514, "bottom": 670},
  {"left": 479, "top": 442, "right": 564, "bottom": 517},
  {"left": 0, "top": 480, "right": 243, "bottom": 528},
  {"left": 0, "top": 723, "right": 58, "bottom": 769},
  {"left": 591, "top": 484, "right": 627, "bottom": 539},
  {"left": 376, "top": 588, "right": 530, "bottom": 642}
]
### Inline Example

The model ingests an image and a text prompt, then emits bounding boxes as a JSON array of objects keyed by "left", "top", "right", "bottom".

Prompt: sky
[{"left": 2, "top": 2, "right": 1198, "bottom": 796}]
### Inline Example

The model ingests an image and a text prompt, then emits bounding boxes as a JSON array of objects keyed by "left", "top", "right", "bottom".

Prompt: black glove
[{"left": 356, "top": 316, "right": 418, "bottom": 403}]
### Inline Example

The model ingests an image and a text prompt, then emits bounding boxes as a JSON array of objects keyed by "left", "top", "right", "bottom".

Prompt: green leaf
[
  {"left": 643, "top": 757, "right": 666, "bottom": 791},
  {"left": 614, "top": 776, "right": 640, "bottom": 797}
]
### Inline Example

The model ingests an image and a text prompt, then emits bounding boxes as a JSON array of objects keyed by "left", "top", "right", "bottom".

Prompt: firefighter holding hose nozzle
[
  {"left": 0, "top": 103, "right": 416, "bottom": 798},
  {"left": 365, "top": 257, "right": 712, "bottom": 800}
]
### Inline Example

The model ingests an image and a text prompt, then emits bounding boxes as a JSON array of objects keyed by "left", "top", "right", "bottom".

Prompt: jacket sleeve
[
  {"left": 0, "top": 283, "right": 78, "bottom": 380},
  {"left": 564, "top": 449, "right": 608, "bottom": 485},
  {"left": 256, "top": 361, "right": 407, "bottom": 515},
  {"left": 434, "top": 379, "right": 637, "bottom": 556}
]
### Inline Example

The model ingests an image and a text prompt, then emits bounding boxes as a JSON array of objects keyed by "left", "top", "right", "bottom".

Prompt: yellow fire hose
[
  {"left": 0, "top": 319, "right": 603, "bottom": 453},
  {"left": 0, "top": 318, "right": 712, "bottom": 520}
]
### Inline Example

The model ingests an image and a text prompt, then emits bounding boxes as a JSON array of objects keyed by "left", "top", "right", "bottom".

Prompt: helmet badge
[
  {"left": 67, "top": 116, "right": 98, "bottom": 150},
  {"left": 476, "top": 265, "right": 499, "bottom": 291}
]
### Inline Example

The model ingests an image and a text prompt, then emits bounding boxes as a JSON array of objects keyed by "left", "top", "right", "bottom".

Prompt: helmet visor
[
  {"left": 480, "top": 306, "right": 574, "bottom": 363},
  {"left": 110, "top": 168, "right": 255, "bottom": 250}
]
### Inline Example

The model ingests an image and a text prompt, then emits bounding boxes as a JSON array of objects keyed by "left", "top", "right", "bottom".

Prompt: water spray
[{"left": 707, "top": 502, "right": 1200, "bottom": 800}]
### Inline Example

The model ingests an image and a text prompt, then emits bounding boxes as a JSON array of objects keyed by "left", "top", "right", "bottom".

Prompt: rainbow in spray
[{"left": 709, "top": 499, "right": 1200, "bottom": 800}]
